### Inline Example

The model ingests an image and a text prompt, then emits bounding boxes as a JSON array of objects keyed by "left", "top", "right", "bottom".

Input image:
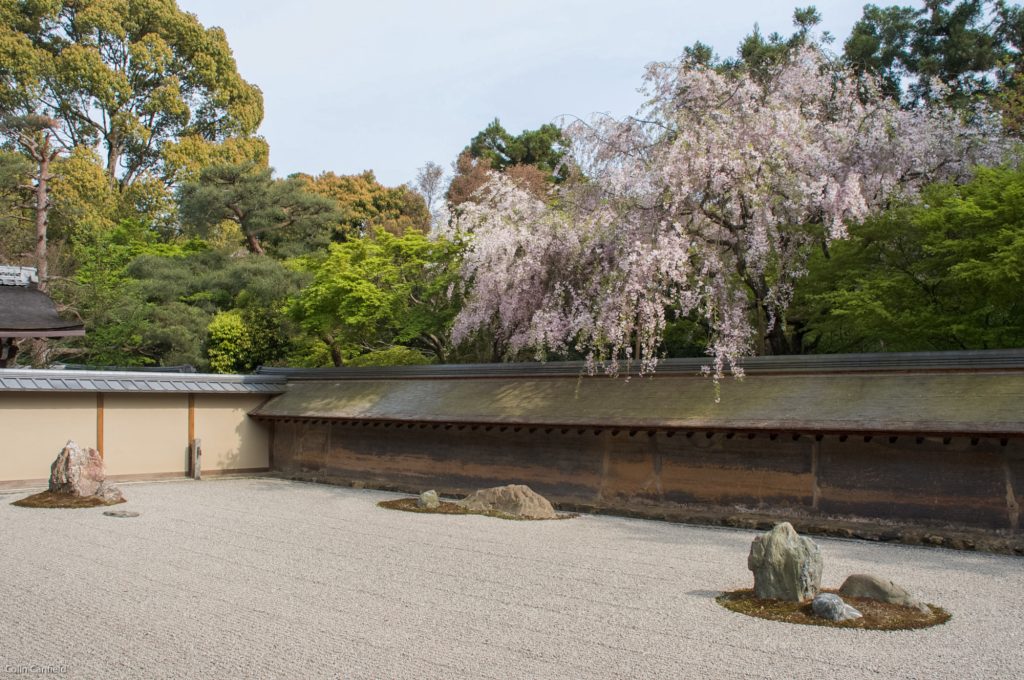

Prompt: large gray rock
[
  {"left": 49, "top": 440, "right": 105, "bottom": 497},
  {"left": 417, "top": 490, "right": 440, "bottom": 509},
  {"left": 459, "top": 484, "right": 557, "bottom": 519},
  {"left": 812, "top": 593, "right": 862, "bottom": 622},
  {"left": 838, "top": 574, "right": 930, "bottom": 613},
  {"left": 747, "top": 522, "right": 823, "bottom": 601}
]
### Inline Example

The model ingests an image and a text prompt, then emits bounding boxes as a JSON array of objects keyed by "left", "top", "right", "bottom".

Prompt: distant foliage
[
  {"left": 299, "top": 171, "right": 430, "bottom": 238},
  {"left": 0, "top": 0, "right": 263, "bottom": 186},
  {"left": 795, "top": 166, "right": 1024, "bottom": 352},
  {"left": 178, "top": 162, "right": 340, "bottom": 256},
  {"left": 290, "top": 230, "right": 464, "bottom": 366}
]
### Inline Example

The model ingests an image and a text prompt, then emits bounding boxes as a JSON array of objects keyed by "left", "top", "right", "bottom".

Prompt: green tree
[
  {"left": 60, "top": 223, "right": 308, "bottom": 369},
  {"left": 0, "top": 148, "right": 35, "bottom": 263},
  {"left": 177, "top": 162, "right": 340, "bottom": 256},
  {"left": 793, "top": 166, "right": 1024, "bottom": 352},
  {"left": 0, "top": 114, "right": 63, "bottom": 288},
  {"left": 0, "top": 0, "right": 263, "bottom": 186},
  {"left": 290, "top": 230, "right": 464, "bottom": 366},
  {"left": 677, "top": 6, "right": 826, "bottom": 83},
  {"left": 844, "top": 1, "right": 1016, "bottom": 108},
  {"left": 448, "top": 119, "right": 570, "bottom": 208},
  {"left": 467, "top": 118, "right": 568, "bottom": 179},
  {"left": 298, "top": 170, "right": 430, "bottom": 238}
]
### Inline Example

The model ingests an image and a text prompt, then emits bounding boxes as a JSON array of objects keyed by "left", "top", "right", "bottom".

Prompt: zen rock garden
[
  {"left": 12, "top": 440, "right": 127, "bottom": 510},
  {"left": 719, "top": 522, "right": 948, "bottom": 629}
]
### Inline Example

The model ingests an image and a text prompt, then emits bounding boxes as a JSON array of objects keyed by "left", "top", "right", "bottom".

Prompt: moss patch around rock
[
  {"left": 716, "top": 589, "right": 951, "bottom": 630},
  {"left": 377, "top": 497, "right": 575, "bottom": 521},
  {"left": 12, "top": 491, "right": 126, "bottom": 509}
]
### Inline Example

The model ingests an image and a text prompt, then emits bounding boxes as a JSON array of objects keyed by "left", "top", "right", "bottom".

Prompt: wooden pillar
[
  {"left": 96, "top": 393, "right": 104, "bottom": 458},
  {"left": 187, "top": 394, "right": 195, "bottom": 476}
]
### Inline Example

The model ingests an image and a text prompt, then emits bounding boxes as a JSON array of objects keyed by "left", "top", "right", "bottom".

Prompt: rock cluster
[
  {"left": 747, "top": 522, "right": 823, "bottom": 601},
  {"left": 48, "top": 440, "right": 124, "bottom": 503},
  {"left": 460, "top": 484, "right": 557, "bottom": 519},
  {"left": 839, "top": 574, "right": 930, "bottom": 613},
  {"left": 743, "top": 523, "right": 935, "bottom": 625},
  {"left": 417, "top": 490, "right": 440, "bottom": 509}
]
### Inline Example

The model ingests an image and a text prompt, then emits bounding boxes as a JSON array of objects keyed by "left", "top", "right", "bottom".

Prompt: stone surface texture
[
  {"left": 48, "top": 440, "right": 124, "bottom": 502},
  {"left": 94, "top": 482, "right": 126, "bottom": 504},
  {"left": 459, "top": 484, "right": 557, "bottom": 519},
  {"left": 48, "top": 440, "right": 105, "bottom": 497},
  {"left": 812, "top": 593, "right": 863, "bottom": 622},
  {"left": 747, "top": 522, "right": 823, "bottom": 601},
  {"left": 417, "top": 490, "right": 440, "bottom": 509},
  {"left": 838, "top": 573, "right": 930, "bottom": 613},
  {"left": 2, "top": 478, "right": 1023, "bottom": 679}
]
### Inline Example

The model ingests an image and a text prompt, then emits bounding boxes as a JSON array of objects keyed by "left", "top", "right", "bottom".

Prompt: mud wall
[{"left": 269, "top": 419, "right": 1022, "bottom": 534}]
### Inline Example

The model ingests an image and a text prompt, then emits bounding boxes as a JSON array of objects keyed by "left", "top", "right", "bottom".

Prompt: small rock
[
  {"left": 747, "top": 522, "right": 823, "bottom": 602},
  {"left": 103, "top": 510, "right": 139, "bottom": 518},
  {"left": 838, "top": 574, "right": 930, "bottom": 613},
  {"left": 417, "top": 490, "right": 440, "bottom": 509},
  {"left": 94, "top": 481, "right": 125, "bottom": 504},
  {"left": 812, "top": 593, "right": 862, "bottom": 622},
  {"left": 459, "top": 484, "right": 556, "bottom": 519}
]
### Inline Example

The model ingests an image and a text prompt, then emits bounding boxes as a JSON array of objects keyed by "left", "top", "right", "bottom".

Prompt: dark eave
[{"left": 0, "top": 286, "right": 84, "bottom": 337}]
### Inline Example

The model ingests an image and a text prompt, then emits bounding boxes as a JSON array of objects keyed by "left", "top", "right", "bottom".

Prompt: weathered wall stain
[{"left": 268, "top": 419, "right": 1022, "bottom": 536}]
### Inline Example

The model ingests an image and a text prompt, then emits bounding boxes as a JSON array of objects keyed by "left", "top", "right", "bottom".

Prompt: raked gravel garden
[{"left": 2, "top": 477, "right": 1022, "bottom": 679}]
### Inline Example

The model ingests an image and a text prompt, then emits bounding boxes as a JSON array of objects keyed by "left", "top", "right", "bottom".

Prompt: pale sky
[{"left": 175, "top": 0, "right": 904, "bottom": 187}]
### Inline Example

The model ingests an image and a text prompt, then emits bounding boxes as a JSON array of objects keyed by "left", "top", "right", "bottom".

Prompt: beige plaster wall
[
  {"left": 1, "top": 391, "right": 271, "bottom": 485},
  {"left": 0, "top": 393, "right": 97, "bottom": 482},
  {"left": 193, "top": 394, "right": 271, "bottom": 471},
  {"left": 102, "top": 394, "right": 189, "bottom": 476}
]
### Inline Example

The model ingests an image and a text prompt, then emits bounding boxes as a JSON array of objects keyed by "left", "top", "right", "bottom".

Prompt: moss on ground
[
  {"left": 12, "top": 491, "right": 126, "bottom": 509},
  {"left": 716, "top": 589, "right": 951, "bottom": 630},
  {"left": 377, "top": 497, "right": 574, "bottom": 521}
]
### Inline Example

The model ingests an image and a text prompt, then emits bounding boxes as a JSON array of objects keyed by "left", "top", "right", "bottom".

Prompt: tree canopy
[
  {"left": 177, "top": 162, "right": 340, "bottom": 256},
  {"left": 2, "top": 1, "right": 1021, "bottom": 373},
  {"left": 0, "top": 0, "right": 263, "bottom": 186},
  {"left": 794, "top": 166, "right": 1024, "bottom": 352},
  {"left": 290, "top": 230, "right": 464, "bottom": 366},
  {"left": 452, "top": 46, "right": 1005, "bottom": 378}
]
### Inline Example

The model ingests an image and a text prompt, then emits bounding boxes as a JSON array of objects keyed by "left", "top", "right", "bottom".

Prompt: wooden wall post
[
  {"left": 96, "top": 393, "right": 104, "bottom": 458},
  {"left": 187, "top": 394, "right": 196, "bottom": 478}
]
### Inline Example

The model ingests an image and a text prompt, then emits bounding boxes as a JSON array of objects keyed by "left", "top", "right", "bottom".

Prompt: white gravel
[{"left": 1, "top": 477, "right": 1021, "bottom": 679}]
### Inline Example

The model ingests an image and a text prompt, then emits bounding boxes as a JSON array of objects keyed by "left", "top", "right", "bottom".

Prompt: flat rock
[
  {"left": 417, "top": 490, "right": 440, "bottom": 509},
  {"left": 812, "top": 593, "right": 862, "bottom": 622},
  {"left": 49, "top": 440, "right": 105, "bottom": 497},
  {"left": 459, "top": 484, "right": 556, "bottom": 519},
  {"left": 103, "top": 510, "right": 140, "bottom": 518},
  {"left": 747, "top": 522, "right": 823, "bottom": 602},
  {"left": 838, "top": 573, "right": 930, "bottom": 613}
]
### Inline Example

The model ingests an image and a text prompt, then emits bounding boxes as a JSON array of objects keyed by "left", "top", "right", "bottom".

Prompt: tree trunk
[
  {"left": 0, "top": 338, "right": 19, "bottom": 368},
  {"left": 33, "top": 137, "right": 52, "bottom": 292},
  {"left": 765, "top": 319, "right": 792, "bottom": 356},
  {"left": 323, "top": 335, "right": 343, "bottom": 367},
  {"left": 244, "top": 231, "right": 266, "bottom": 255},
  {"left": 105, "top": 134, "right": 122, "bottom": 187}
]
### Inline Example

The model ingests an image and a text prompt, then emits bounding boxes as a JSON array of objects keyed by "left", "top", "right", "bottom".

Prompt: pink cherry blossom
[{"left": 452, "top": 48, "right": 1007, "bottom": 382}]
